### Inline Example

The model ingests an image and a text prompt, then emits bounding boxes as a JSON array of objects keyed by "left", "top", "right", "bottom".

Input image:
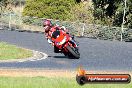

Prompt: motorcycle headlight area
[{"left": 58, "top": 36, "right": 66, "bottom": 45}]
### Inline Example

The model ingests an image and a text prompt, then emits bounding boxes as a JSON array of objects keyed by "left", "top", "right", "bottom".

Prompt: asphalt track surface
[{"left": 0, "top": 30, "right": 132, "bottom": 71}]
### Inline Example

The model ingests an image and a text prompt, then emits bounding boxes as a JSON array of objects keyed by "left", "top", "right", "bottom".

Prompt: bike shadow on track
[
  {"left": 48, "top": 55, "right": 68, "bottom": 59},
  {"left": 48, "top": 55, "right": 78, "bottom": 59}
]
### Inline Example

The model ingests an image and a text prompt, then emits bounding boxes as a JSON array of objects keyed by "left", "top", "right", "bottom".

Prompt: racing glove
[{"left": 47, "top": 39, "right": 52, "bottom": 44}]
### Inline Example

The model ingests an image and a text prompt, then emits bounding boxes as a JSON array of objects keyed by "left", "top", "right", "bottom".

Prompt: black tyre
[
  {"left": 66, "top": 45, "right": 80, "bottom": 59},
  {"left": 63, "top": 52, "right": 68, "bottom": 56},
  {"left": 54, "top": 46, "right": 60, "bottom": 53},
  {"left": 76, "top": 75, "right": 86, "bottom": 85}
]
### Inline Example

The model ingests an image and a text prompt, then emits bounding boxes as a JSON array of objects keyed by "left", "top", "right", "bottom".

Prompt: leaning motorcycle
[{"left": 51, "top": 29, "right": 80, "bottom": 59}]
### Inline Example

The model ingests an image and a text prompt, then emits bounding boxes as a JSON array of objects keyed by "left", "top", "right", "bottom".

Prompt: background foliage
[
  {"left": 93, "top": 0, "right": 132, "bottom": 29},
  {"left": 70, "top": 2, "right": 94, "bottom": 24},
  {"left": 23, "top": 0, "right": 76, "bottom": 21}
]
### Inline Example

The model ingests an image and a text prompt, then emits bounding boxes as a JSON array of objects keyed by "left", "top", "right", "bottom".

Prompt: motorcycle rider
[
  {"left": 43, "top": 19, "right": 68, "bottom": 53},
  {"left": 43, "top": 19, "right": 77, "bottom": 53}
]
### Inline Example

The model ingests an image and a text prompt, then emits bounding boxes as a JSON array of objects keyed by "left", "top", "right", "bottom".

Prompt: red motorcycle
[{"left": 51, "top": 29, "right": 80, "bottom": 59}]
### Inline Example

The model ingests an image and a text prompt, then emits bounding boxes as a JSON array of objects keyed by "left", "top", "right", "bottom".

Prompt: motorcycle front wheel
[{"left": 66, "top": 45, "right": 80, "bottom": 59}]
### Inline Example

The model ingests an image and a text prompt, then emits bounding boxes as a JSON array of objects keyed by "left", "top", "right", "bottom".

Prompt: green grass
[
  {"left": 0, "top": 42, "right": 33, "bottom": 60},
  {"left": 0, "top": 77, "right": 131, "bottom": 88}
]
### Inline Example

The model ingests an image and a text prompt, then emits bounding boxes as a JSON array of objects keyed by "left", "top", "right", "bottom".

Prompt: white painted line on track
[
  {"left": 17, "top": 50, "right": 48, "bottom": 62},
  {"left": 0, "top": 50, "right": 48, "bottom": 63}
]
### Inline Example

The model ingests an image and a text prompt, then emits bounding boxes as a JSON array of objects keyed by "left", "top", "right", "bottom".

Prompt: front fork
[{"left": 69, "top": 38, "right": 79, "bottom": 48}]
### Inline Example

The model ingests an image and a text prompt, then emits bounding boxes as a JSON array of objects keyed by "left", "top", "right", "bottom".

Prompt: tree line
[{"left": 0, "top": 0, "right": 132, "bottom": 29}]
